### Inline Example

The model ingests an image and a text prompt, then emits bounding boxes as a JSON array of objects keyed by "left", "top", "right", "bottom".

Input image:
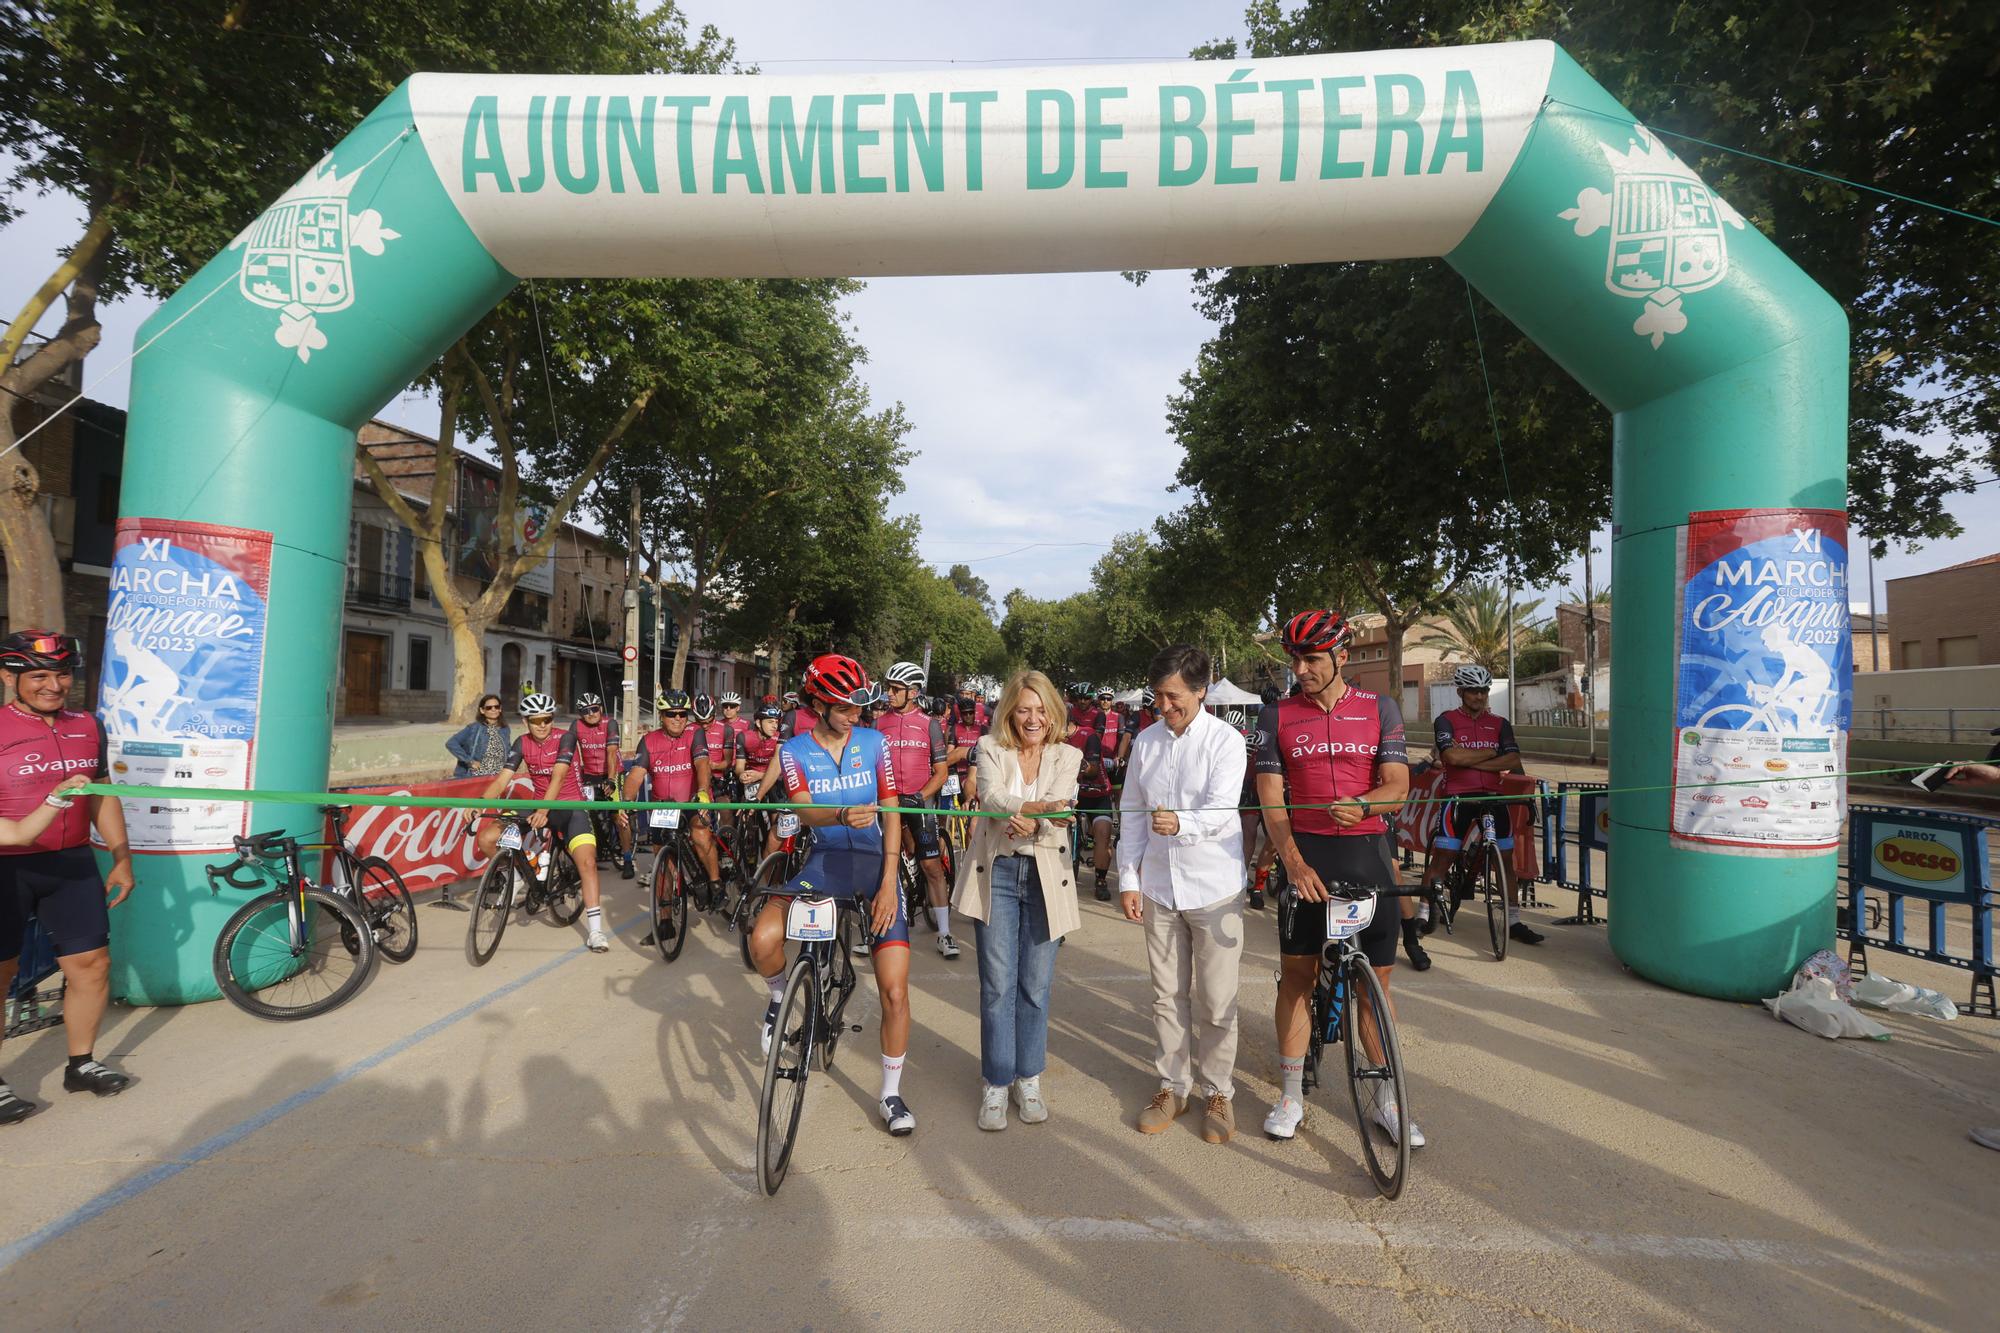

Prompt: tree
[
  {"left": 0, "top": 0, "right": 727, "bottom": 630},
  {"left": 358, "top": 286, "right": 659, "bottom": 718},
  {"left": 1415, "top": 582, "right": 1545, "bottom": 675},
  {"left": 946, "top": 564, "right": 995, "bottom": 619},
  {"left": 1227, "top": 0, "right": 2000, "bottom": 555}
]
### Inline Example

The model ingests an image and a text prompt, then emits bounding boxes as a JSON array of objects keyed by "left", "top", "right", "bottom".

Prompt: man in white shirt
[{"left": 1116, "top": 644, "right": 1248, "bottom": 1144}]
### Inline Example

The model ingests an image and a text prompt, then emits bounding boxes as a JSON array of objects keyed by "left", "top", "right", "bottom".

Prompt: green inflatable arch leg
[{"left": 103, "top": 44, "right": 1846, "bottom": 1004}]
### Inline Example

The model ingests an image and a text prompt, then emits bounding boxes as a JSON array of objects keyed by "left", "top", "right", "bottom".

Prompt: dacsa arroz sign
[{"left": 1855, "top": 811, "right": 1989, "bottom": 902}]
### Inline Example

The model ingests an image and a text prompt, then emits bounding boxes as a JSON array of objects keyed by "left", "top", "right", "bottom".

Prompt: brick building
[
  {"left": 1556, "top": 601, "right": 1612, "bottom": 670},
  {"left": 1887, "top": 553, "right": 2000, "bottom": 669},
  {"left": 1341, "top": 613, "right": 1456, "bottom": 722},
  {"left": 1851, "top": 610, "right": 1891, "bottom": 673}
]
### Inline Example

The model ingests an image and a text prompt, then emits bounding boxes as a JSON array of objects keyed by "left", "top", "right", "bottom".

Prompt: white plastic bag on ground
[
  {"left": 1851, "top": 973, "right": 1958, "bottom": 1021},
  {"left": 1793, "top": 948, "right": 1853, "bottom": 1001},
  {"left": 1762, "top": 975, "right": 1891, "bottom": 1040}
]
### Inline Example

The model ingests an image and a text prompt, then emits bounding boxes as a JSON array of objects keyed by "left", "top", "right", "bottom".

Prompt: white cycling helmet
[
  {"left": 1452, "top": 664, "right": 1494, "bottom": 690},
  {"left": 884, "top": 660, "right": 927, "bottom": 688},
  {"left": 718, "top": 690, "right": 742, "bottom": 706},
  {"left": 519, "top": 691, "right": 557, "bottom": 718}
]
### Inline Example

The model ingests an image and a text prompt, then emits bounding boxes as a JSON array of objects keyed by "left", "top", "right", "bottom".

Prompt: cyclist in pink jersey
[
  {"left": 0, "top": 631, "right": 136, "bottom": 1119},
  {"left": 735, "top": 699, "right": 787, "bottom": 863},
  {"left": 474, "top": 693, "right": 611, "bottom": 952},
  {"left": 569, "top": 694, "right": 633, "bottom": 880},
  {"left": 620, "top": 690, "right": 720, "bottom": 941},
  {"left": 1253, "top": 611, "right": 1422, "bottom": 1149},
  {"left": 880, "top": 662, "right": 957, "bottom": 957},
  {"left": 1422, "top": 664, "right": 1543, "bottom": 946}
]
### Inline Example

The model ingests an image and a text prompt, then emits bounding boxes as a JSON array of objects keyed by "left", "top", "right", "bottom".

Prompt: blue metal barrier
[
  {"left": 1549, "top": 782, "right": 1609, "bottom": 926},
  {"left": 1841, "top": 804, "right": 1996, "bottom": 1017},
  {"left": 4, "top": 919, "right": 65, "bottom": 1040}
]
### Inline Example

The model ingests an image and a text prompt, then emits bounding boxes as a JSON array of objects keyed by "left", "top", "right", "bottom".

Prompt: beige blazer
[{"left": 952, "top": 739, "right": 1084, "bottom": 940}]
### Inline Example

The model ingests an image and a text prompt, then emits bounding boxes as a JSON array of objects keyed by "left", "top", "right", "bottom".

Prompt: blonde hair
[{"left": 991, "top": 670, "right": 1065, "bottom": 750}]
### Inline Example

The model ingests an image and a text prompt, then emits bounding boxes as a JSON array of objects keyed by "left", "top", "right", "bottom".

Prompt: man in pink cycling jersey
[
  {"left": 621, "top": 690, "right": 721, "bottom": 944},
  {"left": 879, "top": 662, "right": 956, "bottom": 957},
  {"left": 1422, "top": 664, "right": 1543, "bottom": 946},
  {"left": 0, "top": 631, "right": 136, "bottom": 1120},
  {"left": 569, "top": 693, "right": 632, "bottom": 880},
  {"left": 1254, "top": 610, "right": 1422, "bottom": 1149}
]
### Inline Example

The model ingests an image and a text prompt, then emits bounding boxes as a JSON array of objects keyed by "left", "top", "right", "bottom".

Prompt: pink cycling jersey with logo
[
  {"left": 570, "top": 717, "right": 613, "bottom": 780},
  {"left": 0, "top": 705, "right": 106, "bottom": 855},
  {"left": 506, "top": 728, "right": 587, "bottom": 803},
  {"left": 874, "top": 706, "right": 947, "bottom": 795},
  {"left": 699, "top": 720, "right": 732, "bottom": 770},
  {"left": 738, "top": 728, "right": 780, "bottom": 781},
  {"left": 1433, "top": 708, "right": 1519, "bottom": 796},
  {"left": 636, "top": 726, "right": 708, "bottom": 803},
  {"left": 1253, "top": 687, "right": 1408, "bottom": 837}
]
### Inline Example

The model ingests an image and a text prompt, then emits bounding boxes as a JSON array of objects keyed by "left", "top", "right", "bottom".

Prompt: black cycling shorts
[
  {"left": 1, "top": 846, "right": 111, "bottom": 962},
  {"left": 898, "top": 794, "right": 942, "bottom": 861},
  {"left": 1279, "top": 832, "right": 1400, "bottom": 969},
  {"left": 1434, "top": 797, "right": 1515, "bottom": 851},
  {"left": 1077, "top": 786, "right": 1115, "bottom": 820}
]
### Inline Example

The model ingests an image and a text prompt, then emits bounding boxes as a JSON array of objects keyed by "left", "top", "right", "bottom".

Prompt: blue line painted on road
[{"left": 0, "top": 910, "right": 648, "bottom": 1276}]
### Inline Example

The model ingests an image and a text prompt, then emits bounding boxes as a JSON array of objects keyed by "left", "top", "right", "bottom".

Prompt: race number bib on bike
[
  {"left": 775, "top": 813, "right": 801, "bottom": 838},
  {"left": 941, "top": 774, "right": 960, "bottom": 797},
  {"left": 786, "top": 896, "right": 838, "bottom": 941},
  {"left": 1327, "top": 896, "right": 1377, "bottom": 940},
  {"left": 649, "top": 808, "right": 682, "bottom": 830},
  {"left": 498, "top": 824, "right": 522, "bottom": 851}
]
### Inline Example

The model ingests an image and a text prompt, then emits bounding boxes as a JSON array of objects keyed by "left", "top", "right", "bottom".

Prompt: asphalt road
[{"left": 1, "top": 862, "right": 1995, "bottom": 1330}]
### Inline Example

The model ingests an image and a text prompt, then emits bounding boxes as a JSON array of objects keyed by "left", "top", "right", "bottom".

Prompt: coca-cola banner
[
  {"left": 332, "top": 775, "right": 508, "bottom": 894},
  {"left": 1670, "top": 508, "right": 1850, "bottom": 854},
  {"left": 1392, "top": 766, "right": 1541, "bottom": 883}
]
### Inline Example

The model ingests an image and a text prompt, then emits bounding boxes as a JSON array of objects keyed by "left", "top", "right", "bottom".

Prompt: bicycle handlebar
[
  {"left": 203, "top": 859, "right": 270, "bottom": 891},
  {"left": 1276, "top": 879, "right": 1430, "bottom": 904}
]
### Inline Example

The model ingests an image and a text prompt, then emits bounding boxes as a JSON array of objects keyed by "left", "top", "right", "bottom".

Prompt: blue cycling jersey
[{"left": 777, "top": 725, "right": 899, "bottom": 860}]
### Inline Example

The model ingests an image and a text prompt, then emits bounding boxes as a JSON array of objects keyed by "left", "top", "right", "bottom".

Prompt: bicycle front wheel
[
  {"left": 214, "top": 886, "right": 378, "bottom": 1021},
  {"left": 467, "top": 856, "right": 515, "bottom": 966},
  {"left": 546, "top": 846, "right": 584, "bottom": 926},
  {"left": 756, "top": 959, "right": 816, "bottom": 1196},
  {"left": 1343, "top": 952, "right": 1410, "bottom": 1200},
  {"left": 1478, "top": 841, "right": 1509, "bottom": 961},
  {"left": 353, "top": 855, "right": 418, "bottom": 963},
  {"left": 652, "top": 842, "right": 689, "bottom": 962}
]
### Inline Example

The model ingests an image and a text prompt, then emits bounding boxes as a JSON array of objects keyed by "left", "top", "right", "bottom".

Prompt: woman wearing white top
[{"left": 953, "top": 669, "right": 1083, "bottom": 1130}]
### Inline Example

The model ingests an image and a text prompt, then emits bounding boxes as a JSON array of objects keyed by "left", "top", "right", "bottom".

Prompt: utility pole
[
  {"left": 621, "top": 483, "right": 642, "bottom": 753},
  {"left": 1583, "top": 542, "right": 1599, "bottom": 765},
  {"left": 921, "top": 639, "right": 933, "bottom": 686},
  {"left": 1505, "top": 554, "right": 1517, "bottom": 722},
  {"left": 652, "top": 561, "right": 664, "bottom": 713},
  {"left": 1867, "top": 532, "right": 1880, "bottom": 670}
]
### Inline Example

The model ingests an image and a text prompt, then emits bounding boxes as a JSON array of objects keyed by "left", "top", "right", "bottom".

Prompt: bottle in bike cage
[{"left": 536, "top": 847, "right": 551, "bottom": 875}]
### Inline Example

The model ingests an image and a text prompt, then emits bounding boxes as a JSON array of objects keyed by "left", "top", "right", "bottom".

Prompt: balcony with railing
[{"left": 347, "top": 567, "right": 411, "bottom": 611}]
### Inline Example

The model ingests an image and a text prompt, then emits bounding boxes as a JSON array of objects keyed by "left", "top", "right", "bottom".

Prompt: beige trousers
[{"left": 1142, "top": 894, "right": 1245, "bottom": 1099}]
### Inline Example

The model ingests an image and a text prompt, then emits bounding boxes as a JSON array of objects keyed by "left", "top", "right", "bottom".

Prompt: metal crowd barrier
[
  {"left": 1547, "top": 781, "right": 1609, "bottom": 926},
  {"left": 1840, "top": 804, "right": 1997, "bottom": 1017}
]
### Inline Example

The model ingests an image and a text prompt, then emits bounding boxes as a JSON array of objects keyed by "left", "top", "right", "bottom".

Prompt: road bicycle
[
  {"left": 206, "top": 830, "right": 381, "bottom": 1020},
  {"left": 896, "top": 798, "right": 955, "bottom": 937},
  {"left": 1424, "top": 801, "right": 1512, "bottom": 961},
  {"left": 756, "top": 893, "right": 867, "bottom": 1197},
  {"left": 320, "top": 804, "right": 419, "bottom": 963},
  {"left": 1277, "top": 874, "right": 1430, "bottom": 1200},
  {"left": 642, "top": 804, "right": 734, "bottom": 964},
  {"left": 466, "top": 813, "right": 583, "bottom": 965},
  {"left": 940, "top": 770, "right": 975, "bottom": 850}
]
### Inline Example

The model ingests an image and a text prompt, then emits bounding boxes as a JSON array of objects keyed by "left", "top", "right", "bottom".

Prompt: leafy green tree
[
  {"left": 946, "top": 564, "right": 996, "bottom": 619},
  {"left": 1415, "top": 582, "right": 1545, "bottom": 675},
  {"left": 0, "top": 0, "right": 727, "bottom": 630}
]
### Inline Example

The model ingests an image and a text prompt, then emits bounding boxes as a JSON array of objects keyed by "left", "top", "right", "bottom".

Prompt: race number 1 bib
[
  {"left": 786, "top": 896, "right": 837, "bottom": 941},
  {"left": 1327, "top": 896, "right": 1377, "bottom": 941}
]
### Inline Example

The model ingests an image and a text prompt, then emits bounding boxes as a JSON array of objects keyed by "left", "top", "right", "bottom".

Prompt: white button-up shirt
[{"left": 1116, "top": 706, "right": 1248, "bottom": 911}]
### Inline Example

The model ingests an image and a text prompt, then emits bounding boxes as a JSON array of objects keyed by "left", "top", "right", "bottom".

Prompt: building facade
[{"left": 1887, "top": 554, "right": 2000, "bottom": 670}]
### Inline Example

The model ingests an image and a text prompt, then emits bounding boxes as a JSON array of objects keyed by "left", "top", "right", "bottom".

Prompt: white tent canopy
[{"left": 1204, "top": 679, "right": 1263, "bottom": 707}]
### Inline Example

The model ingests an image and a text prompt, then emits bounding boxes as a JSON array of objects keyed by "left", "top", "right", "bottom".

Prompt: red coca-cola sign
[{"left": 330, "top": 775, "right": 527, "bottom": 894}]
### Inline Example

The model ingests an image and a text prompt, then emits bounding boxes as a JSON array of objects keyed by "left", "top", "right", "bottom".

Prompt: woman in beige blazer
[{"left": 953, "top": 669, "right": 1083, "bottom": 1131}]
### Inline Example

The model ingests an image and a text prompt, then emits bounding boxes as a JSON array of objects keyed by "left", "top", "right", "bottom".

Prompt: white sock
[
  {"left": 585, "top": 906, "right": 604, "bottom": 934},
  {"left": 881, "top": 1054, "right": 905, "bottom": 1101},
  {"left": 765, "top": 973, "right": 786, "bottom": 1004},
  {"left": 932, "top": 905, "right": 950, "bottom": 935},
  {"left": 1416, "top": 902, "right": 1430, "bottom": 923},
  {"left": 1508, "top": 905, "right": 1522, "bottom": 925},
  {"left": 1280, "top": 1057, "right": 1305, "bottom": 1102}
]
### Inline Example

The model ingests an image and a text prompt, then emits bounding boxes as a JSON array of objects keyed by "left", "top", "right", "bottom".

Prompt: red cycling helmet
[
  {"left": 801, "top": 653, "right": 873, "bottom": 707},
  {"left": 1280, "top": 610, "right": 1350, "bottom": 656},
  {"left": 0, "top": 630, "right": 83, "bottom": 673}
]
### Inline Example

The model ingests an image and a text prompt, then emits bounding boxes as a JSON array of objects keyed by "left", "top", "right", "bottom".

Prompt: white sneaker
[
  {"left": 936, "top": 933, "right": 960, "bottom": 959},
  {"left": 1013, "top": 1076, "right": 1048, "bottom": 1124},
  {"left": 760, "top": 1000, "right": 780, "bottom": 1056},
  {"left": 1369, "top": 1083, "right": 1426, "bottom": 1148},
  {"left": 586, "top": 928, "right": 610, "bottom": 953},
  {"left": 1263, "top": 1094, "right": 1307, "bottom": 1141},
  {"left": 978, "top": 1084, "right": 1008, "bottom": 1131},
  {"left": 879, "top": 1095, "right": 916, "bottom": 1136}
]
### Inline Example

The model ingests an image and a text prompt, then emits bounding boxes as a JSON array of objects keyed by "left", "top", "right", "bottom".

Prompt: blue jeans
[{"left": 973, "top": 855, "right": 1062, "bottom": 1087}]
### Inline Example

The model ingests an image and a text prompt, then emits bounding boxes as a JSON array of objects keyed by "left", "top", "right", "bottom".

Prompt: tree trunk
[
  {"left": 669, "top": 603, "right": 696, "bottom": 689},
  {"left": 0, "top": 451, "right": 67, "bottom": 632},
  {"left": 447, "top": 610, "right": 495, "bottom": 721}
]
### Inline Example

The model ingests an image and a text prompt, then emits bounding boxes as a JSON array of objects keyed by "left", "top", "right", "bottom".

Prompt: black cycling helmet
[
  {"left": 1067, "top": 680, "right": 1092, "bottom": 699},
  {"left": 0, "top": 630, "right": 83, "bottom": 674},
  {"left": 924, "top": 693, "right": 952, "bottom": 717},
  {"left": 692, "top": 692, "right": 715, "bottom": 721},
  {"left": 755, "top": 699, "right": 782, "bottom": 720}
]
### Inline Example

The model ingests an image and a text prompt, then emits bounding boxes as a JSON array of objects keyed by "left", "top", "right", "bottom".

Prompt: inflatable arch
[{"left": 105, "top": 42, "right": 1849, "bottom": 1003}]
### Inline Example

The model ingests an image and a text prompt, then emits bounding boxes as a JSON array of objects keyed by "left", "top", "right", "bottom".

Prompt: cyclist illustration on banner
[
  {"left": 1670, "top": 508, "right": 1851, "bottom": 853},
  {"left": 97, "top": 519, "right": 274, "bottom": 852}
]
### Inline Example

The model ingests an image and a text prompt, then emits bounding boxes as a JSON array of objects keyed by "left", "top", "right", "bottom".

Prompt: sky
[{"left": 4, "top": 0, "right": 1994, "bottom": 620}]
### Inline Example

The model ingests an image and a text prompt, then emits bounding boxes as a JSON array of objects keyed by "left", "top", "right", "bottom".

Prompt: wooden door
[{"left": 343, "top": 632, "right": 386, "bottom": 717}]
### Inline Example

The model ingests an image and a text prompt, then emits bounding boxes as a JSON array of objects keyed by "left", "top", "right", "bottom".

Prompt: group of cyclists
[{"left": 459, "top": 606, "right": 1541, "bottom": 1146}]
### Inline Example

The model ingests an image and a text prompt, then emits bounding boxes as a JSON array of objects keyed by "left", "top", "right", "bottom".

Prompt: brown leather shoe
[
  {"left": 1201, "top": 1092, "right": 1235, "bottom": 1145},
  {"left": 1136, "top": 1087, "right": 1187, "bottom": 1134}
]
